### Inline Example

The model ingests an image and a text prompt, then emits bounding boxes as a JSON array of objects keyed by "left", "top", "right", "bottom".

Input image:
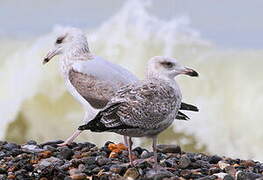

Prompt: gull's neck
[
  {"left": 65, "top": 44, "right": 93, "bottom": 61},
  {"left": 147, "top": 71, "right": 180, "bottom": 94},
  {"left": 60, "top": 45, "right": 94, "bottom": 75}
]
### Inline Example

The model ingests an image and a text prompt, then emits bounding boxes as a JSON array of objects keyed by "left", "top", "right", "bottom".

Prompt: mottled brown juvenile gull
[
  {"left": 43, "top": 28, "right": 198, "bottom": 145},
  {"left": 79, "top": 56, "right": 198, "bottom": 169}
]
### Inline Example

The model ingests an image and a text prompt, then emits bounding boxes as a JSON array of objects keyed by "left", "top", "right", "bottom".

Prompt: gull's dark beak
[
  {"left": 182, "top": 67, "right": 199, "bottom": 77},
  {"left": 43, "top": 57, "right": 50, "bottom": 65},
  {"left": 43, "top": 47, "right": 61, "bottom": 65}
]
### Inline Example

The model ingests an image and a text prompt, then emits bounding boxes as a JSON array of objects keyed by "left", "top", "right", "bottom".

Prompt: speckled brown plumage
[
  {"left": 79, "top": 78, "right": 182, "bottom": 137},
  {"left": 68, "top": 69, "right": 125, "bottom": 109}
]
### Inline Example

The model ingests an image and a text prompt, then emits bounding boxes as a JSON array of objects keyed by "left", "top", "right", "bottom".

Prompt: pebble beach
[{"left": 0, "top": 140, "right": 263, "bottom": 180}]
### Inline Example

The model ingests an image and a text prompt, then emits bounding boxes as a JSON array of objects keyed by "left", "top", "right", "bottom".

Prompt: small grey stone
[
  {"left": 178, "top": 155, "right": 191, "bottom": 169},
  {"left": 198, "top": 175, "right": 218, "bottom": 180},
  {"left": 145, "top": 169, "right": 174, "bottom": 180},
  {"left": 57, "top": 147, "right": 74, "bottom": 160},
  {"left": 37, "top": 157, "right": 63, "bottom": 168},
  {"left": 92, "top": 167, "right": 101, "bottom": 174},
  {"left": 43, "top": 145, "right": 57, "bottom": 152},
  {"left": 124, "top": 168, "right": 140, "bottom": 179},
  {"left": 96, "top": 156, "right": 111, "bottom": 166},
  {"left": 141, "top": 150, "right": 153, "bottom": 159},
  {"left": 59, "top": 162, "right": 72, "bottom": 171},
  {"left": 110, "top": 165, "right": 123, "bottom": 174},
  {"left": 237, "top": 171, "right": 263, "bottom": 180},
  {"left": 82, "top": 157, "right": 96, "bottom": 166},
  {"left": 0, "top": 151, "right": 6, "bottom": 159},
  {"left": 26, "top": 140, "right": 37, "bottom": 145},
  {"left": 195, "top": 160, "right": 211, "bottom": 168},
  {"left": 64, "top": 177, "right": 73, "bottom": 180},
  {"left": 22, "top": 144, "right": 44, "bottom": 153},
  {"left": 223, "top": 175, "right": 234, "bottom": 180},
  {"left": 3, "top": 143, "right": 20, "bottom": 150}
]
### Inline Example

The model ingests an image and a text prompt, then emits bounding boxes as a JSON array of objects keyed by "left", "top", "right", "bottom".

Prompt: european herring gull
[
  {"left": 79, "top": 56, "right": 198, "bottom": 169},
  {"left": 43, "top": 28, "right": 198, "bottom": 145}
]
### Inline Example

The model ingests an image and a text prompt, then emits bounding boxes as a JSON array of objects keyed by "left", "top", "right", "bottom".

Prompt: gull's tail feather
[
  {"left": 78, "top": 111, "right": 105, "bottom": 132},
  {"left": 180, "top": 102, "right": 199, "bottom": 112}
]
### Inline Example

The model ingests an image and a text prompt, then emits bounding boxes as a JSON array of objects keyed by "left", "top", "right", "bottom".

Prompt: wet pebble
[
  {"left": 22, "top": 144, "right": 44, "bottom": 153},
  {"left": 57, "top": 147, "right": 74, "bottom": 160},
  {"left": 37, "top": 157, "right": 63, "bottom": 168},
  {"left": 236, "top": 171, "right": 263, "bottom": 180},
  {"left": 124, "top": 168, "right": 140, "bottom": 180},
  {"left": 157, "top": 144, "right": 181, "bottom": 154},
  {"left": 140, "top": 150, "right": 153, "bottom": 159},
  {"left": 26, "top": 140, "right": 37, "bottom": 145},
  {"left": 209, "top": 155, "right": 222, "bottom": 164},
  {"left": 96, "top": 156, "right": 111, "bottom": 166},
  {"left": 3, "top": 143, "right": 20, "bottom": 151},
  {"left": 178, "top": 155, "right": 191, "bottom": 168},
  {"left": 146, "top": 169, "right": 174, "bottom": 180}
]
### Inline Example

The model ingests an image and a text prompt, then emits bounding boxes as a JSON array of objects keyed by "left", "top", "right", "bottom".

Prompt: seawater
[{"left": 0, "top": 0, "right": 263, "bottom": 161}]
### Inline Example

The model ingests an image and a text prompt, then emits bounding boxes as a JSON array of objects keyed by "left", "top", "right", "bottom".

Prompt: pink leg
[
  {"left": 128, "top": 137, "right": 134, "bottom": 166},
  {"left": 58, "top": 130, "right": 83, "bottom": 146},
  {"left": 152, "top": 136, "right": 158, "bottom": 170}
]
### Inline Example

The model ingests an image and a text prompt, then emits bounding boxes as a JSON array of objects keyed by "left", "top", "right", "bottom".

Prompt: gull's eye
[
  {"left": 55, "top": 36, "right": 65, "bottom": 44},
  {"left": 160, "top": 61, "right": 174, "bottom": 69}
]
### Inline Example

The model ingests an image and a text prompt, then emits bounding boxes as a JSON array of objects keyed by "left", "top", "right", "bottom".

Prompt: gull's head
[
  {"left": 148, "top": 56, "right": 198, "bottom": 79},
  {"left": 43, "top": 28, "right": 89, "bottom": 64}
]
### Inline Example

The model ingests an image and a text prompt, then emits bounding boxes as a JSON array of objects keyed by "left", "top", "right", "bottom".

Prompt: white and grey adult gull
[
  {"left": 43, "top": 28, "right": 198, "bottom": 145},
  {"left": 79, "top": 56, "right": 198, "bottom": 169}
]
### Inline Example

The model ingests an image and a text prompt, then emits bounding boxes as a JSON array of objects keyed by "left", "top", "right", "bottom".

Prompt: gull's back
[{"left": 68, "top": 56, "right": 138, "bottom": 109}]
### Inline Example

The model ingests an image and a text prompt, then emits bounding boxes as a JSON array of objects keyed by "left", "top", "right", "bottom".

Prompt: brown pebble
[
  {"left": 38, "top": 151, "right": 52, "bottom": 159},
  {"left": 233, "top": 163, "right": 240, "bottom": 168},
  {"left": 180, "top": 169, "right": 191, "bottom": 178},
  {"left": 40, "top": 178, "right": 48, "bottom": 180},
  {"left": 69, "top": 168, "right": 81, "bottom": 176},
  {"left": 70, "top": 173, "right": 87, "bottom": 180},
  {"left": 7, "top": 174, "right": 16, "bottom": 179},
  {"left": 124, "top": 168, "right": 139, "bottom": 179},
  {"left": 30, "top": 159, "right": 39, "bottom": 164},
  {"left": 8, "top": 166, "right": 16, "bottom": 172},
  {"left": 240, "top": 160, "right": 256, "bottom": 167},
  {"left": 225, "top": 165, "right": 236, "bottom": 177},
  {"left": 109, "top": 151, "right": 118, "bottom": 158}
]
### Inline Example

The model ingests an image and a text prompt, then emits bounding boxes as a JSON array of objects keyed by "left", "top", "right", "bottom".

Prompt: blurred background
[{"left": 0, "top": 0, "right": 263, "bottom": 161}]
